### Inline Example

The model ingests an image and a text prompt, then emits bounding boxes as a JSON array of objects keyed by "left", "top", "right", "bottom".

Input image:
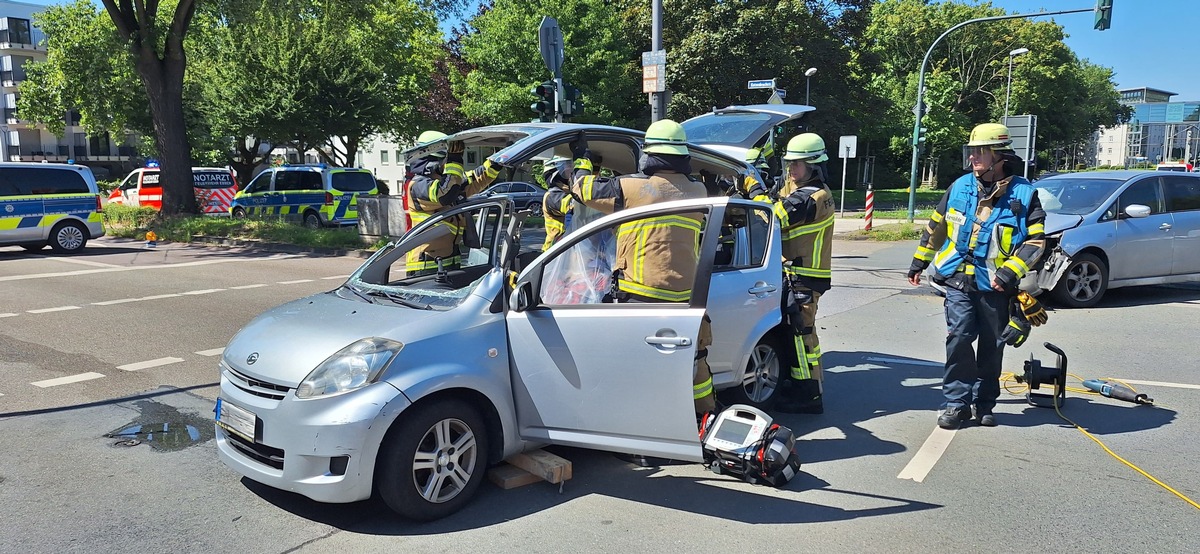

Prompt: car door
[
  {"left": 506, "top": 199, "right": 724, "bottom": 462},
  {"left": 1107, "top": 176, "right": 1173, "bottom": 281},
  {"left": 237, "top": 171, "right": 272, "bottom": 214},
  {"left": 111, "top": 170, "right": 139, "bottom": 205},
  {"left": 1162, "top": 174, "right": 1200, "bottom": 275}
]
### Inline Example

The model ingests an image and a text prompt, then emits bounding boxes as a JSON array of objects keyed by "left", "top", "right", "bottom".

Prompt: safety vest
[{"left": 931, "top": 173, "right": 1034, "bottom": 290}]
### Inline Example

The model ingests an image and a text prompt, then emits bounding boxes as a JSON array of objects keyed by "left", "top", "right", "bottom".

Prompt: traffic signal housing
[
  {"left": 1094, "top": 0, "right": 1113, "bottom": 31},
  {"left": 531, "top": 80, "right": 555, "bottom": 122},
  {"left": 562, "top": 84, "right": 584, "bottom": 119},
  {"left": 914, "top": 126, "right": 928, "bottom": 154}
]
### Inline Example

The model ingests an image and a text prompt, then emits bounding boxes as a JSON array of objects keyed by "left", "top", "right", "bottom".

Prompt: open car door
[{"left": 505, "top": 198, "right": 727, "bottom": 462}]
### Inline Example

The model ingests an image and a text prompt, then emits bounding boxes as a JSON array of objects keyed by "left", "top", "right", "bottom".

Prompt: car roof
[{"left": 1039, "top": 170, "right": 1200, "bottom": 181}]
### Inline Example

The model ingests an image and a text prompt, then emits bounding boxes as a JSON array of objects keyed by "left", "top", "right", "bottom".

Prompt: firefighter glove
[
  {"left": 906, "top": 259, "right": 927, "bottom": 281},
  {"left": 1016, "top": 291, "right": 1048, "bottom": 326},
  {"left": 1001, "top": 312, "right": 1031, "bottom": 347},
  {"left": 569, "top": 132, "right": 589, "bottom": 159}
]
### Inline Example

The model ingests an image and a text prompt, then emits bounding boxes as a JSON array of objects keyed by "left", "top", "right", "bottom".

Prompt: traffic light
[
  {"left": 562, "top": 84, "right": 584, "bottom": 119},
  {"left": 1094, "top": 0, "right": 1113, "bottom": 31},
  {"left": 914, "top": 126, "right": 928, "bottom": 154},
  {"left": 531, "top": 80, "right": 555, "bottom": 122}
]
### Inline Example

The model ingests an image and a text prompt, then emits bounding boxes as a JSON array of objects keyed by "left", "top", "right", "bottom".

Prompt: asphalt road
[{"left": 2, "top": 236, "right": 1198, "bottom": 553}]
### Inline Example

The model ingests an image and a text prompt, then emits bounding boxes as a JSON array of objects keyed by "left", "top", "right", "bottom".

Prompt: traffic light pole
[
  {"left": 650, "top": 0, "right": 665, "bottom": 122},
  {"left": 906, "top": 6, "right": 1102, "bottom": 222}
]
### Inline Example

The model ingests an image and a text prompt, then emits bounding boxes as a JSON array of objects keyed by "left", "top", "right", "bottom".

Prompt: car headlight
[{"left": 295, "top": 337, "right": 404, "bottom": 399}]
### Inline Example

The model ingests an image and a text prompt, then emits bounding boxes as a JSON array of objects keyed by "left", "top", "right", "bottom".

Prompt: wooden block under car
[
  {"left": 487, "top": 464, "right": 545, "bottom": 490},
  {"left": 506, "top": 449, "right": 572, "bottom": 483}
]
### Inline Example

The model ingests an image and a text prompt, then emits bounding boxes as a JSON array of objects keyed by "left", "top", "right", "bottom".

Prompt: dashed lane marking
[
  {"left": 92, "top": 298, "right": 142, "bottom": 306},
  {"left": 195, "top": 348, "right": 225, "bottom": 357},
  {"left": 0, "top": 254, "right": 300, "bottom": 283},
  {"left": 139, "top": 294, "right": 181, "bottom": 301},
  {"left": 31, "top": 372, "right": 106, "bottom": 388},
  {"left": 182, "top": 289, "right": 225, "bottom": 295},
  {"left": 229, "top": 284, "right": 269, "bottom": 290},
  {"left": 897, "top": 425, "right": 958, "bottom": 483},
  {"left": 1115, "top": 379, "right": 1200, "bottom": 390},
  {"left": 27, "top": 306, "right": 81, "bottom": 314},
  {"left": 117, "top": 357, "right": 186, "bottom": 371},
  {"left": 0, "top": 313, "right": 17, "bottom": 318},
  {"left": 278, "top": 279, "right": 314, "bottom": 284},
  {"left": 45, "top": 257, "right": 120, "bottom": 268}
]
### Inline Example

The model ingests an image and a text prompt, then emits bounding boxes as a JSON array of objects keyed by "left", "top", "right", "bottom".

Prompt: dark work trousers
[{"left": 943, "top": 287, "right": 1010, "bottom": 412}]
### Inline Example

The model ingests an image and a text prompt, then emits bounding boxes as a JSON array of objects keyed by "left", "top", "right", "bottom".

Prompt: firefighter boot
[{"left": 775, "top": 379, "right": 823, "bottom": 414}]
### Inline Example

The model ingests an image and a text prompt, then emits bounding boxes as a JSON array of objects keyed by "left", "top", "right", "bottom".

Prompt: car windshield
[
  {"left": 1035, "top": 177, "right": 1124, "bottom": 215},
  {"left": 331, "top": 171, "right": 377, "bottom": 192},
  {"left": 344, "top": 202, "right": 509, "bottom": 310},
  {"left": 681, "top": 113, "right": 771, "bottom": 145}
]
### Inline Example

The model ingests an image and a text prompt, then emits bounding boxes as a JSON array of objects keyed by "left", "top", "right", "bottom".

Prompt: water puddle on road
[{"left": 104, "top": 399, "right": 215, "bottom": 452}]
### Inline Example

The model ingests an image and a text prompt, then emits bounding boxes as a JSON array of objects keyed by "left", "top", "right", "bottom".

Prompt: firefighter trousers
[
  {"left": 942, "top": 287, "right": 1009, "bottom": 413},
  {"left": 786, "top": 289, "right": 823, "bottom": 383}
]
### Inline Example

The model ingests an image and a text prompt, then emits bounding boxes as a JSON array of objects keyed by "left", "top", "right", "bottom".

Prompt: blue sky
[{"left": 21, "top": 0, "right": 1195, "bottom": 101}]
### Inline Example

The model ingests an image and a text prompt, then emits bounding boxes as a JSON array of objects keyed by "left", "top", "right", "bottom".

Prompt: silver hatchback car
[
  {"left": 215, "top": 124, "right": 791, "bottom": 521},
  {"left": 1027, "top": 170, "right": 1200, "bottom": 307}
]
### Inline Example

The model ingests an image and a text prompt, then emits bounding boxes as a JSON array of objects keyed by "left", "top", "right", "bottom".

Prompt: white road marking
[
  {"left": 45, "top": 257, "right": 120, "bottom": 268},
  {"left": 278, "top": 279, "right": 314, "bottom": 284},
  {"left": 182, "top": 289, "right": 225, "bottom": 295},
  {"left": 27, "top": 306, "right": 81, "bottom": 314},
  {"left": 139, "top": 294, "right": 181, "bottom": 301},
  {"left": 117, "top": 357, "right": 186, "bottom": 371},
  {"left": 230, "top": 284, "right": 268, "bottom": 290},
  {"left": 31, "top": 372, "right": 105, "bottom": 388},
  {"left": 195, "top": 348, "right": 225, "bottom": 357},
  {"left": 866, "top": 356, "right": 943, "bottom": 368},
  {"left": 0, "top": 313, "right": 17, "bottom": 318},
  {"left": 898, "top": 426, "right": 958, "bottom": 483},
  {"left": 92, "top": 298, "right": 142, "bottom": 306},
  {"left": 321, "top": 275, "right": 350, "bottom": 280},
  {"left": 1114, "top": 379, "right": 1200, "bottom": 390},
  {"left": 0, "top": 254, "right": 300, "bottom": 283}
]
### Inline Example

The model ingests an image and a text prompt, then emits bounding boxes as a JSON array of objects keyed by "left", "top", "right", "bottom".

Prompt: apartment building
[{"left": 1094, "top": 87, "right": 1200, "bottom": 168}]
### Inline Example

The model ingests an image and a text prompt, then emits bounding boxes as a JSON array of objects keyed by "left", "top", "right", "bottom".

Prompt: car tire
[
  {"left": 376, "top": 398, "right": 489, "bottom": 522},
  {"left": 1052, "top": 252, "right": 1107, "bottom": 308},
  {"left": 303, "top": 212, "right": 321, "bottom": 229},
  {"left": 719, "top": 334, "right": 782, "bottom": 409},
  {"left": 48, "top": 220, "right": 88, "bottom": 254},
  {"left": 232, "top": 207, "right": 247, "bottom": 218},
  {"left": 528, "top": 202, "right": 542, "bottom": 216},
  {"left": 20, "top": 243, "right": 46, "bottom": 252}
]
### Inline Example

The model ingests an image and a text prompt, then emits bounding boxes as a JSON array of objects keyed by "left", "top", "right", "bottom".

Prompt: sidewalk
[{"left": 833, "top": 216, "right": 913, "bottom": 235}]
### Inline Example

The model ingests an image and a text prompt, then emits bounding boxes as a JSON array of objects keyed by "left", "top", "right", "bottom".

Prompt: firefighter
[
  {"left": 906, "top": 122, "right": 1047, "bottom": 429},
  {"left": 541, "top": 155, "right": 574, "bottom": 251},
  {"left": 405, "top": 131, "right": 505, "bottom": 275},
  {"left": 569, "top": 120, "right": 716, "bottom": 416},
  {"left": 740, "top": 133, "right": 835, "bottom": 414}
]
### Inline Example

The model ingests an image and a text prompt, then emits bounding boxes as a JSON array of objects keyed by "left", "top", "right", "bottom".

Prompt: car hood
[
  {"left": 1044, "top": 212, "right": 1084, "bottom": 235},
  {"left": 223, "top": 291, "right": 450, "bottom": 386}
]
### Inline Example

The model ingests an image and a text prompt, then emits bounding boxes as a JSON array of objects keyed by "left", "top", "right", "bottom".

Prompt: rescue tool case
[{"left": 700, "top": 405, "right": 802, "bottom": 487}]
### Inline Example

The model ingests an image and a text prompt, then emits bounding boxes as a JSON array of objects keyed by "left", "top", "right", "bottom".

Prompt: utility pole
[{"left": 650, "top": 0, "right": 665, "bottom": 122}]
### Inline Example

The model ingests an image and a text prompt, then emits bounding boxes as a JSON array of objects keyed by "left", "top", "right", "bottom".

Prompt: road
[{"left": 2, "top": 236, "right": 1197, "bottom": 553}]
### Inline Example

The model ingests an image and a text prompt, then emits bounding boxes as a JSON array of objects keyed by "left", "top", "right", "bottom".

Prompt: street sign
[
  {"left": 538, "top": 17, "right": 564, "bottom": 79},
  {"left": 1004, "top": 114, "right": 1038, "bottom": 178},
  {"left": 748, "top": 79, "right": 775, "bottom": 90},
  {"left": 774, "top": 88, "right": 786, "bottom": 99},
  {"left": 767, "top": 91, "right": 784, "bottom": 104},
  {"left": 641, "top": 50, "right": 666, "bottom": 67},
  {"left": 642, "top": 63, "right": 665, "bottom": 93},
  {"left": 839, "top": 135, "right": 858, "bottom": 158}
]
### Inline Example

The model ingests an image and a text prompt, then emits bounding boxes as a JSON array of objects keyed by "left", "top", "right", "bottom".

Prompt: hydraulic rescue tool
[{"left": 1082, "top": 379, "right": 1154, "bottom": 405}]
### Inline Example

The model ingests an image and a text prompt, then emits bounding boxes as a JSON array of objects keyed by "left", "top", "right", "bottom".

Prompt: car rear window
[
  {"left": 0, "top": 167, "right": 90, "bottom": 196},
  {"left": 331, "top": 171, "right": 376, "bottom": 192},
  {"left": 682, "top": 113, "right": 772, "bottom": 145},
  {"left": 193, "top": 170, "right": 235, "bottom": 189}
]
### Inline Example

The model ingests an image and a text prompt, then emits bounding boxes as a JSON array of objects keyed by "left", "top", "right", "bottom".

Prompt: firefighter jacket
[
  {"left": 404, "top": 155, "right": 501, "bottom": 271},
  {"left": 748, "top": 174, "right": 835, "bottom": 293},
  {"left": 571, "top": 157, "right": 707, "bottom": 302},
  {"left": 542, "top": 186, "right": 572, "bottom": 251},
  {"left": 910, "top": 173, "right": 1046, "bottom": 292}
]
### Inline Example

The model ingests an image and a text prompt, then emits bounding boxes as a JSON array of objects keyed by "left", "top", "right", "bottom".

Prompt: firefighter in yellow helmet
[
  {"left": 405, "top": 130, "right": 506, "bottom": 275},
  {"left": 739, "top": 133, "right": 835, "bottom": 414},
  {"left": 540, "top": 155, "right": 574, "bottom": 251},
  {"left": 569, "top": 120, "right": 716, "bottom": 423},
  {"left": 906, "top": 122, "right": 1047, "bottom": 429}
]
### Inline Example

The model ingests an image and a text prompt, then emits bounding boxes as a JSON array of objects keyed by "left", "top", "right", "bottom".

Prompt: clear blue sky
[{"left": 21, "top": 0, "right": 1195, "bottom": 101}]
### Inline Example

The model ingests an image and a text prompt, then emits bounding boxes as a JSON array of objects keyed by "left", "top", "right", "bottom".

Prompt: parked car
[
  {"left": 230, "top": 165, "right": 376, "bottom": 227},
  {"left": 110, "top": 166, "right": 240, "bottom": 215},
  {"left": 471, "top": 181, "right": 545, "bottom": 215},
  {"left": 1023, "top": 170, "right": 1200, "bottom": 307},
  {"left": 215, "top": 123, "right": 788, "bottom": 521}
]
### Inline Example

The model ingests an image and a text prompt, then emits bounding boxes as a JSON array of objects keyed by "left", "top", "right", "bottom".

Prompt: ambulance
[
  {"left": 109, "top": 165, "right": 240, "bottom": 215},
  {"left": 229, "top": 165, "right": 377, "bottom": 228}
]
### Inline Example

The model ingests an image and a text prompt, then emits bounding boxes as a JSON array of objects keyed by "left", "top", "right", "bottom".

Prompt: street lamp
[
  {"left": 1004, "top": 47, "right": 1029, "bottom": 118},
  {"left": 804, "top": 67, "right": 817, "bottom": 106}
]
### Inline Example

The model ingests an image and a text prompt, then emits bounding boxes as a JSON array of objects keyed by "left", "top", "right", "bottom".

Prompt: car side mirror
[
  {"left": 510, "top": 280, "right": 534, "bottom": 312},
  {"left": 1124, "top": 204, "right": 1151, "bottom": 218}
]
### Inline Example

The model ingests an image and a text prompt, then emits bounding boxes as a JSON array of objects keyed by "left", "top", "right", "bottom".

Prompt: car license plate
[{"left": 215, "top": 398, "right": 257, "bottom": 442}]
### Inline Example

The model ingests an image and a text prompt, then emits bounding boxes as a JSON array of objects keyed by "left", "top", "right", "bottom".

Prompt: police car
[
  {"left": 0, "top": 162, "right": 105, "bottom": 254},
  {"left": 229, "top": 164, "right": 377, "bottom": 228}
]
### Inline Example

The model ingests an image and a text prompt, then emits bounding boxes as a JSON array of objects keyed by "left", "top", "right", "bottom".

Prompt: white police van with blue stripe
[{"left": 0, "top": 163, "right": 105, "bottom": 254}]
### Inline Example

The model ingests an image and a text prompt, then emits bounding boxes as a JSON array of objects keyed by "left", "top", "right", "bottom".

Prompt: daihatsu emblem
[{"left": 246, "top": 352, "right": 259, "bottom": 365}]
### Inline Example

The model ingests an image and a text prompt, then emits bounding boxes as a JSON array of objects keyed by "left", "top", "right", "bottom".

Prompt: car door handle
[
  {"left": 645, "top": 336, "right": 692, "bottom": 347},
  {"left": 748, "top": 282, "right": 777, "bottom": 296},
  {"left": 1159, "top": 223, "right": 1172, "bottom": 231}
]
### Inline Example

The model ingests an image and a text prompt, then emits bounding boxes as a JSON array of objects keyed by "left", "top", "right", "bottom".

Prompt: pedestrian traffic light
[
  {"left": 914, "top": 126, "right": 928, "bottom": 154},
  {"left": 1094, "top": 0, "right": 1113, "bottom": 31},
  {"left": 562, "top": 84, "right": 584, "bottom": 119},
  {"left": 531, "top": 80, "right": 555, "bottom": 122}
]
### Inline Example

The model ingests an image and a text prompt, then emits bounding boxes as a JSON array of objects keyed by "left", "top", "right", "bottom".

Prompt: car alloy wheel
[
  {"left": 720, "top": 337, "right": 781, "bottom": 409},
  {"left": 1053, "top": 252, "right": 1107, "bottom": 308},
  {"left": 50, "top": 221, "right": 87, "bottom": 254},
  {"left": 412, "top": 417, "right": 478, "bottom": 503}
]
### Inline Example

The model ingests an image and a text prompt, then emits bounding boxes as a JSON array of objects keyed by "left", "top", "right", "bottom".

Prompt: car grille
[
  {"left": 225, "top": 430, "right": 285, "bottom": 470},
  {"left": 223, "top": 363, "right": 292, "bottom": 401}
]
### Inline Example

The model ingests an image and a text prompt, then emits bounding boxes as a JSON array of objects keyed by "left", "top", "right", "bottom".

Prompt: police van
[
  {"left": 109, "top": 165, "right": 240, "bottom": 215},
  {"left": 0, "top": 162, "right": 105, "bottom": 254},
  {"left": 229, "top": 165, "right": 377, "bottom": 227}
]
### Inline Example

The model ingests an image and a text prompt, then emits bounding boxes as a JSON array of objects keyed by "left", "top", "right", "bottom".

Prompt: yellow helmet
[
  {"left": 781, "top": 133, "right": 828, "bottom": 163},
  {"left": 417, "top": 130, "right": 447, "bottom": 145},
  {"left": 643, "top": 119, "right": 689, "bottom": 156},
  {"left": 966, "top": 123, "right": 1013, "bottom": 150}
]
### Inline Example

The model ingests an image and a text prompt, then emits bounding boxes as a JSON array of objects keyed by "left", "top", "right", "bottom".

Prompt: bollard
[{"left": 864, "top": 185, "right": 874, "bottom": 231}]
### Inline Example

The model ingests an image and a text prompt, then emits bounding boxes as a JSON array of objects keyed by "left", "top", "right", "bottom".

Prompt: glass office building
[{"left": 1095, "top": 88, "right": 1200, "bottom": 168}]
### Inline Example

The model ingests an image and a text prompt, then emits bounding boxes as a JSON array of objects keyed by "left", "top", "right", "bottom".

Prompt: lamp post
[
  {"left": 804, "top": 67, "right": 817, "bottom": 105},
  {"left": 1004, "top": 47, "right": 1029, "bottom": 118}
]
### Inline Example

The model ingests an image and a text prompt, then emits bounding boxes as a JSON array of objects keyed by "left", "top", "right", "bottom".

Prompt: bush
[{"left": 101, "top": 204, "right": 158, "bottom": 228}]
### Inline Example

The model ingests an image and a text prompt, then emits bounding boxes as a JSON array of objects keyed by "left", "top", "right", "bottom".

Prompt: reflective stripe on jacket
[{"left": 931, "top": 173, "right": 1034, "bottom": 290}]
